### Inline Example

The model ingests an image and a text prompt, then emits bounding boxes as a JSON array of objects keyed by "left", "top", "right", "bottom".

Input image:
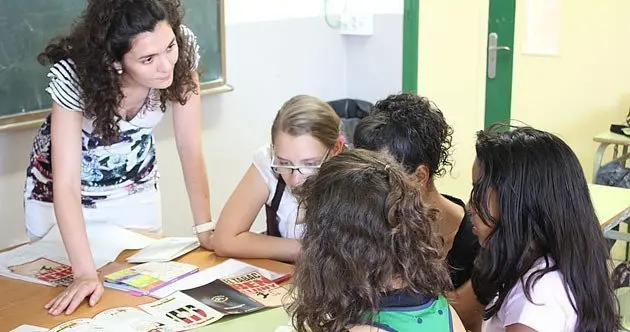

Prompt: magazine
[
  {"left": 181, "top": 270, "right": 288, "bottom": 314},
  {"left": 8, "top": 257, "right": 74, "bottom": 287},
  {"left": 139, "top": 270, "right": 291, "bottom": 328}
]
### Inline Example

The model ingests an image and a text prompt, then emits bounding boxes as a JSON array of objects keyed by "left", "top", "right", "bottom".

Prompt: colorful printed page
[
  {"left": 104, "top": 261, "right": 199, "bottom": 294},
  {"left": 139, "top": 292, "right": 224, "bottom": 331},
  {"left": 221, "top": 271, "right": 288, "bottom": 308},
  {"left": 9, "top": 257, "right": 74, "bottom": 287}
]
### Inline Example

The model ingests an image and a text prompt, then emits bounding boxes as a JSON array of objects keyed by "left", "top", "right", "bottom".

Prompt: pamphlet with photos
[{"left": 9, "top": 257, "right": 74, "bottom": 287}]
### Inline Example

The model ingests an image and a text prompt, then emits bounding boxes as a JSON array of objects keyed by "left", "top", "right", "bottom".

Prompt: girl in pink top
[{"left": 468, "top": 125, "right": 619, "bottom": 332}]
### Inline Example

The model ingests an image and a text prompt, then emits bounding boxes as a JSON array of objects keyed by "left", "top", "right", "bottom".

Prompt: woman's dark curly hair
[
  {"left": 354, "top": 93, "right": 453, "bottom": 177},
  {"left": 289, "top": 149, "right": 452, "bottom": 332},
  {"left": 37, "top": 0, "right": 198, "bottom": 144}
]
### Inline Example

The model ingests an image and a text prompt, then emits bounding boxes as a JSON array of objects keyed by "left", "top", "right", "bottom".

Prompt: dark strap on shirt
[{"left": 264, "top": 177, "right": 285, "bottom": 237}]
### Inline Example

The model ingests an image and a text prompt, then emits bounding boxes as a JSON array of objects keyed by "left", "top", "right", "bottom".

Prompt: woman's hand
[
  {"left": 198, "top": 231, "right": 215, "bottom": 251},
  {"left": 45, "top": 272, "right": 104, "bottom": 315}
]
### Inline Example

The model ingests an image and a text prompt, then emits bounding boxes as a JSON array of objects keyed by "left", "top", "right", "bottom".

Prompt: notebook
[
  {"left": 126, "top": 237, "right": 200, "bottom": 263},
  {"left": 104, "top": 261, "right": 199, "bottom": 296}
]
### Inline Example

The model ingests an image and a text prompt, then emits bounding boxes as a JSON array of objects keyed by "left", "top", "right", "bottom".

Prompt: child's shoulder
[{"left": 496, "top": 258, "right": 577, "bottom": 331}]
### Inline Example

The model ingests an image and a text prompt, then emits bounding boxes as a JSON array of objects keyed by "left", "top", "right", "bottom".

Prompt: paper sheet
[
  {"left": 9, "top": 325, "right": 48, "bottom": 332},
  {"left": 523, "top": 0, "right": 560, "bottom": 56},
  {"left": 0, "top": 223, "right": 155, "bottom": 286}
]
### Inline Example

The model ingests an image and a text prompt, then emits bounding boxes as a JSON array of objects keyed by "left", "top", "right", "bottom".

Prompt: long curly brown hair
[
  {"left": 289, "top": 149, "right": 452, "bottom": 332},
  {"left": 37, "top": 0, "right": 198, "bottom": 144}
]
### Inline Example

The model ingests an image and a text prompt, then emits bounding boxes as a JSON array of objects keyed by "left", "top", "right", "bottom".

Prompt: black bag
[{"left": 327, "top": 98, "right": 373, "bottom": 147}]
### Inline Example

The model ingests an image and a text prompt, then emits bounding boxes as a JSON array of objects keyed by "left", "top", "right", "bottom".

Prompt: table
[
  {"left": 592, "top": 183, "right": 630, "bottom": 239},
  {"left": 0, "top": 248, "right": 293, "bottom": 331},
  {"left": 592, "top": 131, "right": 630, "bottom": 182}
]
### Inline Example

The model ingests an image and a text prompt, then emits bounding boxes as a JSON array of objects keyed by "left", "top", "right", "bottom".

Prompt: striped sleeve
[
  {"left": 180, "top": 25, "right": 201, "bottom": 71},
  {"left": 44, "top": 59, "right": 84, "bottom": 112}
]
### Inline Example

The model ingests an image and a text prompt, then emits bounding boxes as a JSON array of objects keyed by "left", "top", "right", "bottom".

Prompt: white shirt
[
  {"left": 252, "top": 145, "right": 305, "bottom": 239},
  {"left": 484, "top": 257, "right": 577, "bottom": 332}
]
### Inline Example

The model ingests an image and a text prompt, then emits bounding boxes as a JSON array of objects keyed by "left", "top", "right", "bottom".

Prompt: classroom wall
[
  {"left": 0, "top": 0, "right": 403, "bottom": 249},
  {"left": 418, "top": 0, "right": 630, "bottom": 201},
  {"left": 510, "top": 0, "right": 630, "bottom": 176}
]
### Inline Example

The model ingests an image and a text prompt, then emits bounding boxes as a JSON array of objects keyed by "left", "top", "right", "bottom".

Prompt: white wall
[{"left": 0, "top": 0, "right": 403, "bottom": 249}]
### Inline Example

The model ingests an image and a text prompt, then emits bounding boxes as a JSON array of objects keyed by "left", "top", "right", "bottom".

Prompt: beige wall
[
  {"left": 510, "top": 0, "right": 630, "bottom": 175},
  {"left": 418, "top": 0, "right": 629, "bottom": 199}
]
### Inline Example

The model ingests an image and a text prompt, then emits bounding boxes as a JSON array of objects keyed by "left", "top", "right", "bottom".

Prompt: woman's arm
[
  {"left": 45, "top": 102, "right": 104, "bottom": 315},
  {"left": 213, "top": 165, "right": 301, "bottom": 262},
  {"left": 447, "top": 280, "right": 484, "bottom": 332},
  {"left": 171, "top": 72, "right": 213, "bottom": 247}
]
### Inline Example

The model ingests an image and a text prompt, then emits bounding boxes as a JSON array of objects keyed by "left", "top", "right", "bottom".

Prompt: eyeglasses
[{"left": 271, "top": 148, "right": 331, "bottom": 175}]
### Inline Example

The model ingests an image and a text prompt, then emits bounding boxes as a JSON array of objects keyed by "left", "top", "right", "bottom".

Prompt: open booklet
[
  {"left": 139, "top": 270, "right": 291, "bottom": 329},
  {"left": 180, "top": 270, "right": 288, "bottom": 314},
  {"left": 19, "top": 270, "right": 293, "bottom": 332}
]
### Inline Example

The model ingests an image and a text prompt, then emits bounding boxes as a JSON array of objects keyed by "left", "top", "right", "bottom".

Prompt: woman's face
[
  {"left": 272, "top": 132, "right": 337, "bottom": 188},
  {"left": 468, "top": 160, "right": 498, "bottom": 245},
  {"left": 120, "top": 20, "right": 179, "bottom": 90}
]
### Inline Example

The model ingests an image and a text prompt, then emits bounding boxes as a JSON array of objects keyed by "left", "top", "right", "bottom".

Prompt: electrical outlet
[{"left": 339, "top": 13, "right": 373, "bottom": 36}]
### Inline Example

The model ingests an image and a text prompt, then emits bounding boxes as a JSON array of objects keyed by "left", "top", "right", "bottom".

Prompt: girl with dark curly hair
[
  {"left": 23, "top": 0, "right": 213, "bottom": 315},
  {"left": 289, "top": 149, "right": 466, "bottom": 332},
  {"left": 354, "top": 93, "right": 484, "bottom": 331}
]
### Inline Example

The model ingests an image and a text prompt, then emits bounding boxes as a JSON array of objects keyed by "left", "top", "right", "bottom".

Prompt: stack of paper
[
  {"left": 125, "top": 237, "right": 200, "bottom": 263},
  {"left": 0, "top": 223, "right": 156, "bottom": 286}
]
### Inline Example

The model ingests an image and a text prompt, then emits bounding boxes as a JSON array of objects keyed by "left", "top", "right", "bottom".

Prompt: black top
[{"left": 443, "top": 194, "right": 481, "bottom": 289}]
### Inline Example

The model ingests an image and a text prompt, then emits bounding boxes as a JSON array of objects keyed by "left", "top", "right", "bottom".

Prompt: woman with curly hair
[
  {"left": 23, "top": 0, "right": 213, "bottom": 315},
  {"left": 354, "top": 93, "right": 483, "bottom": 331},
  {"left": 290, "top": 149, "right": 466, "bottom": 332}
]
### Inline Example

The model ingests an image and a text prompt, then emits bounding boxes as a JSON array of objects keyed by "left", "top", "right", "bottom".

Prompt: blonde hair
[{"left": 271, "top": 95, "right": 341, "bottom": 147}]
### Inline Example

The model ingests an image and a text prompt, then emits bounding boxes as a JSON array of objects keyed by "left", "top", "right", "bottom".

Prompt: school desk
[
  {"left": 592, "top": 131, "right": 630, "bottom": 182},
  {"left": 592, "top": 183, "right": 630, "bottom": 244},
  {"left": 0, "top": 248, "right": 293, "bottom": 331}
]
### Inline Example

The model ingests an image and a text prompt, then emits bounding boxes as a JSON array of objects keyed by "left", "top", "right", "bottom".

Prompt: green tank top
[{"left": 368, "top": 292, "right": 453, "bottom": 331}]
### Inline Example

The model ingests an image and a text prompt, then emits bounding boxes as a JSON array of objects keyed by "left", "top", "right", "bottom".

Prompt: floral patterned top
[{"left": 24, "top": 25, "right": 200, "bottom": 208}]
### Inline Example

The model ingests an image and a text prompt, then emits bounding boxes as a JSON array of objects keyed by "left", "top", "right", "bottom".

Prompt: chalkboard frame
[{"left": 0, "top": 0, "right": 230, "bottom": 132}]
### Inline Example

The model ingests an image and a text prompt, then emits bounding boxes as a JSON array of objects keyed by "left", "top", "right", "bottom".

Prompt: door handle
[
  {"left": 489, "top": 45, "right": 510, "bottom": 51},
  {"left": 487, "top": 32, "right": 510, "bottom": 79}
]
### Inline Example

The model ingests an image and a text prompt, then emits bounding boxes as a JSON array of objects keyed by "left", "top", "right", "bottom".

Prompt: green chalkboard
[{"left": 0, "top": 0, "right": 226, "bottom": 129}]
